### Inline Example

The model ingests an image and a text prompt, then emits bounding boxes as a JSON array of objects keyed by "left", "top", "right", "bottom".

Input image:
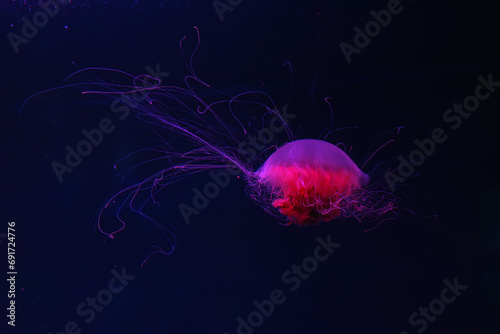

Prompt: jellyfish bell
[{"left": 255, "top": 139, "right": 371, "bottom": 226}]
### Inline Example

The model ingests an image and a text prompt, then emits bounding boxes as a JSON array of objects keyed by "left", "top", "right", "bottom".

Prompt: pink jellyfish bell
[{"left": 256, "top": 139, "right": 370, "bottom": 226}]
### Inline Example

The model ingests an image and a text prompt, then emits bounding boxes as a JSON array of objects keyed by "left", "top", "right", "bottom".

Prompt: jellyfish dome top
[{"left": 254, "top": 139, "right": 371, "bottom": 226}]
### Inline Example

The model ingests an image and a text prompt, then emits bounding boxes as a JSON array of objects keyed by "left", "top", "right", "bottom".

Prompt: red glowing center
[{"left": 257, "top": 139, "right": 369, "bottom": 226}]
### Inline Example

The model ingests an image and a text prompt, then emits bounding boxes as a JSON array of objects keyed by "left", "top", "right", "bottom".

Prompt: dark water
[{"left": 1, "top": 1, "right": 499, "bottom": 333}]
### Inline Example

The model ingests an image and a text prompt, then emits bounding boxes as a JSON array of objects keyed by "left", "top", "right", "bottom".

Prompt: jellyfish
[{"left": 21, "top": 27, "right": 395, "bottom": 263}]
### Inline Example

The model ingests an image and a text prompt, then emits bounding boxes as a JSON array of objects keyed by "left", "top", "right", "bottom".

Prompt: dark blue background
[{"left": 1, "top": 0, "right": 499, "bottom": 333}]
